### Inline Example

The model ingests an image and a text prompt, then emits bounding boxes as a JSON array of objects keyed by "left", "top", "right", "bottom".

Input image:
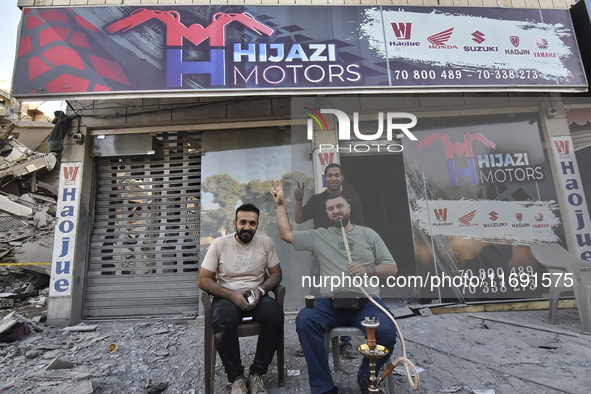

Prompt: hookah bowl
[{"left": 358, "top": 317, "right": 390, "bottom": 393}]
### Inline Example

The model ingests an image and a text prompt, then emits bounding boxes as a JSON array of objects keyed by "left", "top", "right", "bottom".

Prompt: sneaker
[
  {"left": 340, "top": 341, "right": 358, "bottom": 359},
  {"left": 249, "top": 374, "right": 267, "bottom": 394},
  {"left": 231, "top": 377, "right": 249, "bottom": 394},
  {"left": 321, "top": 386, "right": 339, "bottom": 394}
]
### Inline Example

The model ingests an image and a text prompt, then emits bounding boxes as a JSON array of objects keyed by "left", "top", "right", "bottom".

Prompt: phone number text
[{"left": 392, "top": 69, "right": 540, "bottom": 81}]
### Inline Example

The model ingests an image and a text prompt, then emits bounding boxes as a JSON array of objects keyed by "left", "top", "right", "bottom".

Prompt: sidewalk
[
  {"left": 1, "top": 300, "right": 590, "bottom": 393},
  {"left": 236, "top": 302, "right": 591, "bottom": 394}
]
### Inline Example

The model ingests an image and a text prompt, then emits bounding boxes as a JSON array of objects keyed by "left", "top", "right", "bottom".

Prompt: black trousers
[{"left": 211, "top": 294, "right": 284, "bottom": 383}]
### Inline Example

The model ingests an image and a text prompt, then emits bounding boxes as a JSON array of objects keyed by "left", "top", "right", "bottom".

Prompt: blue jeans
[
  {"left": 310, "top": 254, "right": 351, "bottom": 344},
  {"left": 296, "top": 297, "right": 397, "bottom": 394}
]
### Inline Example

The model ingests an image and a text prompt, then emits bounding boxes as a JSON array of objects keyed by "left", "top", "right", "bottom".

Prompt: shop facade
[{"left": 10, "top": 0, "right": 591, "bottom": 326}]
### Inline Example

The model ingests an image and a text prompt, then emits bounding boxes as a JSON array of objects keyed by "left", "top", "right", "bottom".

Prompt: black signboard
[{"left": 12, "top": 5, "right": 587, "bottom": 98}]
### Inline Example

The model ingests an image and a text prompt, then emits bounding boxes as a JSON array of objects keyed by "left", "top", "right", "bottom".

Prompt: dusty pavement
[{"left": 1, "top": 297, "right": 591, "bottom": 394}]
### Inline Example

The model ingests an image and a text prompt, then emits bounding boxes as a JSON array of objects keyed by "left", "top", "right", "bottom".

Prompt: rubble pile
[
  {"left": 0, "top": 123, "right": 59, "bottom": 275},
  {"left": 0, "top": 317, "right": 205, "bottom": 394},
  {"left": 0, "top": 267, "right": 49, "bottom": 312}
]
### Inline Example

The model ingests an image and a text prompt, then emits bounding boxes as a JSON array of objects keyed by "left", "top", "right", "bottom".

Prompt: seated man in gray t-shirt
[{"left": 272, "top": 181, "right": 398, "bottom": 394}]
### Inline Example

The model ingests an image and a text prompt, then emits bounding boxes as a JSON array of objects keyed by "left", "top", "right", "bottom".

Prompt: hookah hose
[{"left": 339, "top": 221, "right": 420, "bottom": 390}]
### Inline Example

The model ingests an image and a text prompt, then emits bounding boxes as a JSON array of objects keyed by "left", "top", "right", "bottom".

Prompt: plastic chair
[
  {"left": 201, "top": 284, "right": 286, "bottom": 394},
  {"left": 325, "top": 326, "right": 395, "bottom": 394},
  {"left": 530, "top": 243, "right": 591, "bottom": 334}
]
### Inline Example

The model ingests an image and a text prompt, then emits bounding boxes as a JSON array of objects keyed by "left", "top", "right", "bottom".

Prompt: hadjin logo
[{"left": 304, "top": 108, "right": 418, "bottom": 153}]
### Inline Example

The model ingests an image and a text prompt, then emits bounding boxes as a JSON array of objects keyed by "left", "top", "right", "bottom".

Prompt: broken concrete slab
[
  {"left": 45, "top": 379, "right": 93, "bottom": 394},
  {"left": 27, "top": 365, "right": 92, "bottom": 381},
  {"left": 3, "top": 153, "right": 57, "bottom": 178},
  {"left": 45, "top": 357, "right": 76, "bottom": 370},
  {"left": 0, "top": 194, "right": 33, "bottom": 217},
  {"left": 62, "top": 324, "right": 98, "bottom": 332},
  {"left": 0, "top": 318, "right": 17, "bottom": 335}
]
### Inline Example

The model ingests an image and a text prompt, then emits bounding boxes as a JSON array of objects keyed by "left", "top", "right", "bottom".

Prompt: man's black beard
[
  {"left": 332, "top": 215, "right": 350, "bottom": 229},
  {"left": 236, "top": 228, "right": 255, "bottom": 243}
]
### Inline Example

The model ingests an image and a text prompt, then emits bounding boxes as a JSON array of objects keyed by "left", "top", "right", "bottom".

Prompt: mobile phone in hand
[{"left": 244, "top": 290, "right": 256, "bottom": 304}]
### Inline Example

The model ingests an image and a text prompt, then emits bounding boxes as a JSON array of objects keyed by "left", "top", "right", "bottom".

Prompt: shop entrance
[
  {"left": 83, "top": 132, "right": 202, "bottom": 319},
  {"left": 340, "top": 153, "right": 415, "bottom": 298}
]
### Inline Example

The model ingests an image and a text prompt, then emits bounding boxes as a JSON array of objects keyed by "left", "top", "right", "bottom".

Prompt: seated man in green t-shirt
[{"left": 271, "top": 181, "right": 398, "bottom": 394}]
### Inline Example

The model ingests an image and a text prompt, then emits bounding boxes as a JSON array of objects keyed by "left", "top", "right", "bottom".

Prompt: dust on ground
[{"left": 2, "top": 293, "right": 591, "bottom": 394}]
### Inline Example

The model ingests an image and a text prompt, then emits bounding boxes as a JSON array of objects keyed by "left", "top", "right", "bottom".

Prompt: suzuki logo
[
  {"left": 458, "top": 210, "right": 476, "bottom": 225},
  {"left": 391, "top": 22, "right": 412, "bottom": 40},
  {"left": 427, "top": 27, "right": 454, "bottom": 45},
  {"left": 471, "top": 30, "right": 486, "bottom": 44},
  {"left": 433, "top": 208, "right": 448, "bottom": 222},
  {"left": 489, "top": 211, "right": 499, "bottom": 221}
]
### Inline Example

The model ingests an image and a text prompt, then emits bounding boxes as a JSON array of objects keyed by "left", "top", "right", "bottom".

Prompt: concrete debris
[
  {"left": 145, "top": 380, "right": 169, "bottom": 394},
  {"left": 0, "top": 124, "right": 58, "bottom": 277},
  {"left": 0, "top": 305, "right": 590, "bottom": 393},
  {"left": 45, "top": 357, "right": 77, "bottom": 370},
  {"left": 62, "top": 323, "right": 99, "bottom": 332}
]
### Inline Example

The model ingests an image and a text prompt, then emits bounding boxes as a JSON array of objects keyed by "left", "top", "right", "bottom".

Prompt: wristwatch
[{"left": 257, "top": 286, "right": 266, "bottom": 296}]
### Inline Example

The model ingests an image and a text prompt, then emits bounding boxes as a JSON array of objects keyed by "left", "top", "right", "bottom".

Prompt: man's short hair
[
  {"left": 325, "top": 193, "right": 348, "bottom": 205},
  {"left": 324, "top": 163, "right": 342, "bottom": 178},
  {"left": 235, "top": 203, "right": 260, "bottom": 220}
]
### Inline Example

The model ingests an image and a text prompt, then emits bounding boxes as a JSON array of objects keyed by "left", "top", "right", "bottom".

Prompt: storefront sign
[
  {"left": 551, "top": 136, "right": 591, "bottom": 260},
  {"left": 49, "top": 162, "right": 82, "bottom": 297},
  {"left": 12, "top": 5, "right": 586, "bottom": 98},
  {"left": 406, "top": 125, "right": 560, "bottom": 244},
  {"left": 413, "top": 199, "right": 560, "bottom": 243},
  {"left": 402, "top": 114, "right": 563, "bottom": 300}
]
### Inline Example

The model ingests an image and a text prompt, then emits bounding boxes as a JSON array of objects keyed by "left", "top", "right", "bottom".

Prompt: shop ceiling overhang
[{"left": 10, "top": 5, "right": 588, "bottom": 100}]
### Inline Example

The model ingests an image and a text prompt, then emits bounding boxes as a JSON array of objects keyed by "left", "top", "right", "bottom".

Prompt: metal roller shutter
[{"left": 83, "top": 132, "right": 202, "bottom": 319}]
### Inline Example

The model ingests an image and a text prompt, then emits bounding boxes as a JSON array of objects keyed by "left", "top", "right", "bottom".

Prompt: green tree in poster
[
  {"left": 202, "top": 174, "right": 244, "bottom": 237},
  {"left": 201, "top": 172, "right": 314, "bottom": 238}
]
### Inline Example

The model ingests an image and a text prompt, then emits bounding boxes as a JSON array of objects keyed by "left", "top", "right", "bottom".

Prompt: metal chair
[
  {"left": 530, "top": 243, "right": 591, "bottom": 334},
  {"left": 201, "top": 284, "right": 286, "bottom": 394},
  {"left": 325, "top": 326, "right": 395, "bottom": 394}
]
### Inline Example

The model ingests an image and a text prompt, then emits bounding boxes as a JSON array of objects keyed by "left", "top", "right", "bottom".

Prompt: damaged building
[
  {"left": 3, "top": 0, "right": 591, "bottom": 333},
  {"left": 1, "top": 87, "right": 60, "bottom": 322}
]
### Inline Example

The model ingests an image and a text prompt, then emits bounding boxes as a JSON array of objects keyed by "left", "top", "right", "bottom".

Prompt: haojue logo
[{"left": 303, "top": 108, "right": 417, "bottom": 153}]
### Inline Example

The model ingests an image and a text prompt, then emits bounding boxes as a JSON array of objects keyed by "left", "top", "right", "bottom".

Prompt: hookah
[
  {"left": 358, "top": 316, "right": 389, "bottom": 393},
  {"left": 339, "top": 219, "right": 420, "bottom": 391}
]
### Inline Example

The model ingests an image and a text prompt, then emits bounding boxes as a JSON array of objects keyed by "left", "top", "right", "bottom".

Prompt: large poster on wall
[
  {"left": 11, "top": 5, "right": 586, "bottom": 98},
  {"left": 402, "top": 114, "right": 564, "bottom": 301}
]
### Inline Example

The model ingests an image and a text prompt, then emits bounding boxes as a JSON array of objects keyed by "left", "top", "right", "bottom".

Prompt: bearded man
[
  {"left": 198, "top": 203, "right": 283, "bottom": 394},
  {"left": 271, "top": 181, "right": 397, "bottom": 394}
]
